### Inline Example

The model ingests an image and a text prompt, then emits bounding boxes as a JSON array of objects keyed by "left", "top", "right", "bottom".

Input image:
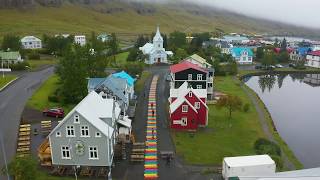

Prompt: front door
[{"left": 157, "top": 58, "right": 161, "bottom": 63}]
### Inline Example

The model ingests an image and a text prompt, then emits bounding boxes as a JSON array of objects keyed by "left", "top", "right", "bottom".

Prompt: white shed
[{"left": 222, "top": 155, "right": 276, "bottom": 180}]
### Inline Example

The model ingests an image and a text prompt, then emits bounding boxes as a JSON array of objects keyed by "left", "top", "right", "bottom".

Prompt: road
[{"left": 0, "top": 67, "right": 54, "bottom": 179}]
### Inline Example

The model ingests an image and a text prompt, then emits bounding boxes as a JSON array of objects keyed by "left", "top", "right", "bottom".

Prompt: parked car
[
  {"left": 275, "top": 64, "right": 283, "bottom": 68},
  {"left": 43, "top": 108, "right": 64, "bottom": 118}
]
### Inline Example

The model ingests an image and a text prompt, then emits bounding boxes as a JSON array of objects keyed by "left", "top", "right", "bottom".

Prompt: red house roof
[
  {"left": 308, "top": 50, "right": 320, "bottom": 56},
  {"left": 170, "top": 61, "right": 207, "bottom": 73},
  {"left": 274, "top": 48, "right": 294, "bottom": 54}
]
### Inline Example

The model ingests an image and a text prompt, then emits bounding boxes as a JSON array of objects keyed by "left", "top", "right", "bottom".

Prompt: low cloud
[{"left": 130, "top": 0, "right": 320, "bottom": 29}]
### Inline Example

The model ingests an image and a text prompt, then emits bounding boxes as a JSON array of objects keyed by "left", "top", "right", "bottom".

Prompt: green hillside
[{"left": 0, "top": 2, "right": 318, "bottom": 41}]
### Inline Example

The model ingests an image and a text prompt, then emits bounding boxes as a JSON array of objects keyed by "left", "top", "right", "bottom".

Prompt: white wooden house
[{"left": 21, "top": 36, "right": 42, "bottom": 49}]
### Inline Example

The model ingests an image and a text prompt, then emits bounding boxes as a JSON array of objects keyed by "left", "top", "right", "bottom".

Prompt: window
[
  {"left": 182, "top": 105, "right": 188, "bottom": 112},
  {"left": 195, "top": 102, "right": 200, "bottom": 109},
  {"left": 188, "top": 92, "right": 192, "bottom": 97},
  {"left": 66, "top": 126, "right": 75, "bottom": 137},
  {"left": 61, "top": 146, "right": 71, "bottom": 159},
  {"left": 197, "top": 74, "right": 203, "bottom": 81},
  {"left": 56, "top": 131, "right": 61, "bottom": 137},
  {"left": 95, "top": 132, "right": 101, "bottom": 137},
  {"left": 181, "top": 117, "right": 187, "bottom": 126},
  {"left": 188, "top": 74, "right": 192, "bottom": 80},
  {"left": 80, "top": 126, "right": 90, "bottom": 137},
  {"left": 89, "top": 146, "right": 99, "bottom": 159},
  {"left": 74, "top": 115, "right": 80, "bottom": 123},
  {"left": 196, "top": 85, "right": 202, "bottom": 89}
]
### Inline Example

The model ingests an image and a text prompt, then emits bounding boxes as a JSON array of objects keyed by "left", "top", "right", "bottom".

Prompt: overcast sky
[
  {"left": 181, "top": 0, "right": 320, "bottom": 29},
  {"left": 139, "top": 0, "right": 320, "bottom": 29}
]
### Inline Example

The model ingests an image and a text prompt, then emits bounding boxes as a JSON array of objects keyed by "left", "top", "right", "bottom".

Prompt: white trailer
[{"left": 222, "top": 155, "right": 276, "bottom": 180}]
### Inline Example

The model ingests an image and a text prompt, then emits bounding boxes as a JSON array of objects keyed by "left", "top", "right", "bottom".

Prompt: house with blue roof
[
  {"left": 87, "top": 75, "right": 130, "bottom": 113},
  {"left": 290, "top": 47, "right": 312, "bottom": 61},
  {"left": 112, "top": 71, "right": 136, "bottom": 99},
  {"left": 231, "top": 47, "right": 254, "bottom": 64}
]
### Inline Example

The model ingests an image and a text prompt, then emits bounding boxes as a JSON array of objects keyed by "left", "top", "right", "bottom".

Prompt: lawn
[
  {"left": 27, "top": 59, "right": 58, "bottom": 70},
  {"left": 239, "top": 67, "right": 320, "bottom": 77},
  {"left": 135, "top": 71, "right": 151, "bottom": 93},
  {"left": 0, "top": 75, "right": 17, "bottom": 89},
  {"left": 115, "top": 51, "right": 129, "bottom": 66},
  {"left": 27, "top": 74, "right": 75, "bottom": 113},
  {"left": 173, "top": 76, "right": 265, "bottom": 165}
]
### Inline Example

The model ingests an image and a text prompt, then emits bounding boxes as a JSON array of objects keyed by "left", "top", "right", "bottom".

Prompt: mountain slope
[{"left": 0, "top": 1, "right": 318, "bottom": 41}]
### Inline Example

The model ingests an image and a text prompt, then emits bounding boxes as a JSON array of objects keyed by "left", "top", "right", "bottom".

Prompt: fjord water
[{"left": 245, "top": 74, "right": 320, "bottom": 168}]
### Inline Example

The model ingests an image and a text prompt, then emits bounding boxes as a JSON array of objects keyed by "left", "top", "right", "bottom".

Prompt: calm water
[{"left": 245, "top": 74, "right": 320, "bottom": 168}]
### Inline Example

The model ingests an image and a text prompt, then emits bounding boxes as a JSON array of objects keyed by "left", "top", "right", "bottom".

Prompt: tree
[
  {"left": 168, "top": 31, "right": 187, "bottom": 52},
  {"left": 172, "top": 48, "right": 188, "bottom": 64},
  {"left": 162, "top": 33, "right": 168, "bottom": 49},
  {"left": 274, "top": 38, "right": 279, "bottom": 48},
  {"left": 3, "top": 155, "right": 38, "bottom": 180},
  {"left": 107, "top": 33, "right": 119, "bottom": 65},
  {"left": 42, "top": 34, "right": 73, "bottom": 56},
  {"left": 135, "top": 35, "right": 148, "bottom": 48},
  {"left": 276, "top": 51, "right": 289, "bottom": 63},
  {"left": 256, "top": 47, "right": 264, "bottom": 60},
  {"left": 216, "top": 95, "right": 243, "bottom": 119},
  {"left": 261, "top": 52, "right": 276, "bottom": 67},
  {"left": 280, "top": 38, "right": 287, "bottom": 53},
  {"left": 121, "top": 61, "right": 145, "bottom": 77},
  {"left": 1, "top": 34, "right": 21, "bottom": 51},
  {"left": 56, "top": 45, "right": 88, "bottom": 104}
]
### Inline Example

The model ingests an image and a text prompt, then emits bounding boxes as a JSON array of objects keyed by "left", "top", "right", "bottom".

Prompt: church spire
[{"left": 153, "top": 25, "right": 163, "bottom": 43}]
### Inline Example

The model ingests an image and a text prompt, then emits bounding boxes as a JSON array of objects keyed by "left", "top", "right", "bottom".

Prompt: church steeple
[{"left": 153, "top": 26, "right": 163, "bottom": 49}]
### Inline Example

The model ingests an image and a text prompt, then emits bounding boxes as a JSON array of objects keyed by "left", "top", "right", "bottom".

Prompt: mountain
[{"left": 0, "top": 0, "right": 319, "bottom": 41}]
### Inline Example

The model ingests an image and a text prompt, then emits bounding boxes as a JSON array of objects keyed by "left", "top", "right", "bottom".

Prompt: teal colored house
[
  {"left": 231, "top": 47, "right": 253, "bottom": 64},
  {"left": 112, "top": 71, "right": 136, "bottom": 99}
]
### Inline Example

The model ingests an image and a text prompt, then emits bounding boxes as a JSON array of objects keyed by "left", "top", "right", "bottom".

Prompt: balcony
[{"left": 207, "top": 77, "right": 214, "bottom": 83}]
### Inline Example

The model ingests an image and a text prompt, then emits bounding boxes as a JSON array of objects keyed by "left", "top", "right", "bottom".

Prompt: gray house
[
  {"left": 202, "top": 39, "right": 232, "bottom": 54},
  {"left": 49, "top": 91, "right": 121, "bottom": 167},
  {"left": 87, "top": 75, "right": 130, "bottom": 113}
]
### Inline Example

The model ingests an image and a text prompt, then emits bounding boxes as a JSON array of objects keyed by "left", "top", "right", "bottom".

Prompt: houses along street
[{"left": 0, "top": 66, "right": 54, "bottom": 179}]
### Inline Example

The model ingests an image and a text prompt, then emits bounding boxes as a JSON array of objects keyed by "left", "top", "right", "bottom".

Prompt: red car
[{"left": 43, "top": 108, "right": 64, "bottom": 118}]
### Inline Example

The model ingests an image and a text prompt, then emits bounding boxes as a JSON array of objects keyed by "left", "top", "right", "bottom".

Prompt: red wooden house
[{"left": 169, "top": 82, "right": 208, "bottom": 130}]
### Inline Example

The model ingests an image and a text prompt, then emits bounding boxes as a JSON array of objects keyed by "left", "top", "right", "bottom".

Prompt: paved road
[{"left": 0, "top": 67, "right": 54, "bottom": 179}]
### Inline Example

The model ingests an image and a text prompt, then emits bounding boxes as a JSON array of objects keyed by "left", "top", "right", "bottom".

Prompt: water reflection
[
  {"left": 245, "top": 73, "right": 320, "bottom": 168},
  {"left": 252, "top": 73, "right": 320, "bottom": 92}
]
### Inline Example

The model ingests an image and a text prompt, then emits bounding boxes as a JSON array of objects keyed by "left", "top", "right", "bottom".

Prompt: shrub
[
  {"left": 270, "top": 155, "right": 283, "bottom": 171},
  {"left": 254, "top": 138, "right": 281, "bottom": 156},
  {"left": 48, "top": 95, "right": 59, "bottom": 103},
  {"left": 27, "top": 50, "right": 40, "bottom": 60},
  {"left": 9, "top": 61, "right": 30, "bottom": 71},
  {"left": 243, "top": 103, "right": 250, "bottom": 112}
]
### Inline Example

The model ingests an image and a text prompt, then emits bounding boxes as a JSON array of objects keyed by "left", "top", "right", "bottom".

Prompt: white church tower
[
  {"left": 139, "top": 26, "right": 173, "bottom": 64},
  {"left": 153, "top": 26, "right": 163, "bottom": 49}
]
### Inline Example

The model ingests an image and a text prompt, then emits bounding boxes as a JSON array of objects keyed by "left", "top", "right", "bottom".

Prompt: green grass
[
  {"left": 135, "top": 71, "right": 151, "bottom": 93},
  {"left": 27, "top": 58, "right": 58, "bottom": 70},
  {"left": 239, "top": 67, "right": 320, "bottom": 77},
  {"left": 27, "top": 74, "right": 74, "bottom": 113},
  {"left": 0, "top": 75, "right": 17, "bottom": 89},
  {"left": 115, "top": 51, "right": 129, "bottom": 66},
  {"left": 173, "top": 76, "right": 265, "bottom": 165},
  {"left": 0, "top": 2, "right": 316, "bottom": 41}
]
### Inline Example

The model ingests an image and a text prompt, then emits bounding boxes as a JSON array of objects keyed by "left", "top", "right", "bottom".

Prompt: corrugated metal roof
[
  {"left": 170, "top": 61, "right": 208, "bottom": 73},
  {"left": 112, "top": 71, "right": 135, "bottom": 87},
  {"left": 231, "top": 47, "right": 254, "bottom": 57},
  {"left": 0, "top": 51, "right": 21, "bottom": 60}
]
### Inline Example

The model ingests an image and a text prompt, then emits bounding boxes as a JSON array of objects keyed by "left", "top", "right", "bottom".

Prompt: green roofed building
[{"left": 0, "top": 51, "right": 23, "bottom": 64}]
